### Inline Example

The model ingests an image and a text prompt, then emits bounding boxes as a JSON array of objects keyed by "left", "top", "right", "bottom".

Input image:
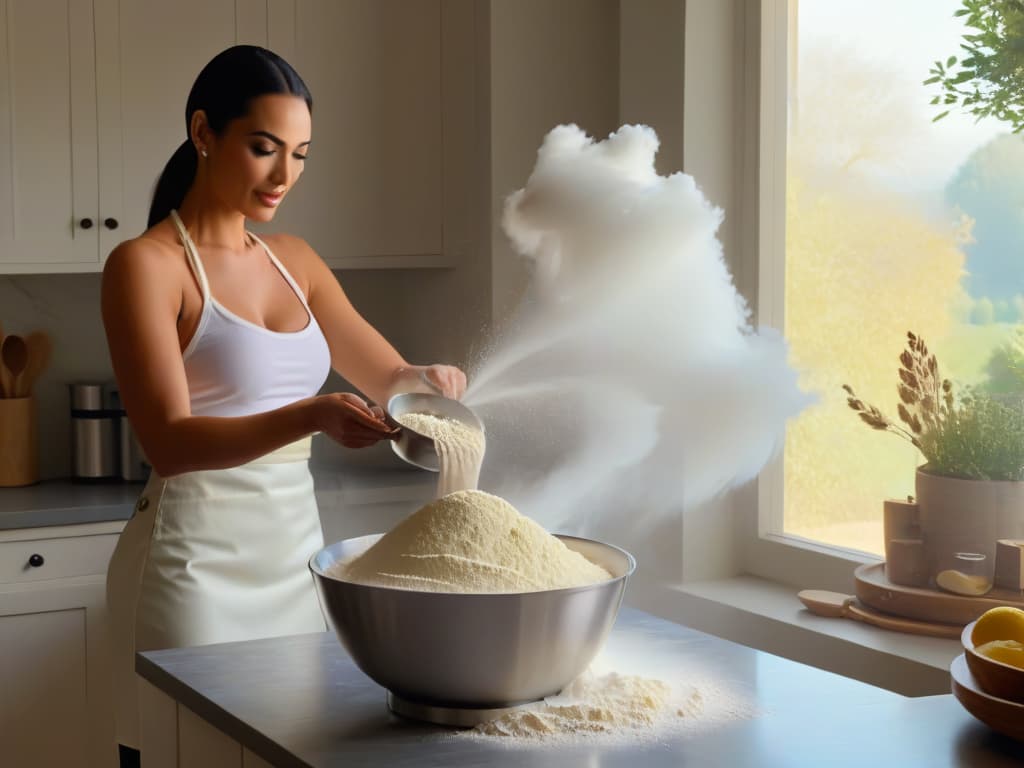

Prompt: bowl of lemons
[{"left": 961, "top": 606, "right": 1024, "bottom": 704}]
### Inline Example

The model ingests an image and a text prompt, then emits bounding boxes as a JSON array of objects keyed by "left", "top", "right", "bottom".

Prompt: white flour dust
[
  {"left": 394, "top": 411, "right": 485, "bottom": 497},
  {"left": 464, "top": 124, "right": 812, "bottom": 564}
]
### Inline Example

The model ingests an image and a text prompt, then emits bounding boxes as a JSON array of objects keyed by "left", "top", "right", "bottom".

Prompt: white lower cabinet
[
  {"left": 0, "top": 522, "right": 122, "bottom": 768},
  {"left": 0, "top": 483, "right": 426, "bottom": 768}
]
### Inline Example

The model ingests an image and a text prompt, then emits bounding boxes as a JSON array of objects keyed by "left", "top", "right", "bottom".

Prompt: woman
[{"left": 102, "top": 45, "right": 466, "bottom": 765}]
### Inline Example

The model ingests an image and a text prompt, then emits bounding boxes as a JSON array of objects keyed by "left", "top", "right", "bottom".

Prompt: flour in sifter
[{"left": 394, "top": 411, "right": 485, "bottom": 496}]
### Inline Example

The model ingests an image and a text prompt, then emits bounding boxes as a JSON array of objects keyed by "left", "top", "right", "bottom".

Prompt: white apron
[{"left": 106, "top": 436, "right": 326, "bottom": 748}]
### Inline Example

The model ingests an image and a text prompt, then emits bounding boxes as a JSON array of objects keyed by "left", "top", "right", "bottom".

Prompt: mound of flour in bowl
[{"left": 333, "top": 489, "right": 611, "bottom": 593}]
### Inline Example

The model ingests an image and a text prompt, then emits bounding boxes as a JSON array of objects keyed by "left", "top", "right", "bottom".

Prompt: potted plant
[{"left": 844, "top": 331, "right": 1024, "bottom": 590}]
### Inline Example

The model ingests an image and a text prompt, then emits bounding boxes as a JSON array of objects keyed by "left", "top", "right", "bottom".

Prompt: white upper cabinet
[
  {"left": 0, "top": 0, "right": 261, "bottom": 273},
  {"left": 265, "top": 0, "right": 448, "bottom": 267},
  {"left": 0, "top": 0, "right": 474, "bottom": 273},
  {"left": 96, "top": 0, "right": 278, "bottom": 262},
  {"left": 0, "top": 0, "right": 98, "bottom": 269}
]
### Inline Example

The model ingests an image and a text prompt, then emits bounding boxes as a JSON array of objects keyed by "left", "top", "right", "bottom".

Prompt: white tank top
[{"left": 170, "top": 210, "right": 331, "bottom": 417}]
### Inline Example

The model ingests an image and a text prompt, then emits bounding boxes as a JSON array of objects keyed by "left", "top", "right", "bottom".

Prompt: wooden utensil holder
[{"left": 0, "top": 397, "right": 38, "bottom": 486}]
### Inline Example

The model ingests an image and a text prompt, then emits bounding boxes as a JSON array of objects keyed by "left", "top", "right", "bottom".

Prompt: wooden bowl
[
  {"left": 961, "top": 620, "right": 1024, "bottom": 704},
  {"left": 951, "top": 655, "right": 1024, "bottom": 742}
]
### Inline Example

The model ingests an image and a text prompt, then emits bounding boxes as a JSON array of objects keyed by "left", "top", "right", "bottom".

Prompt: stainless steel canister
[
  {"left": 105, "top": 385, "right": 151, "bottom": 482},
  {"left": 69, "top": 383, "right": 119, "bottom": 481}
]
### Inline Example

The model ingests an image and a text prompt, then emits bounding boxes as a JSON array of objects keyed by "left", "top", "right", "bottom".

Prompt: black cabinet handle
[
  {"left": 104, "top": 217, "right": 119, "bottom": 230},
  {"left": 79, "top": 218, "right": 93, "bottom": 229},
  {"left": 28, "top": 553, "right": 44, "bottom": 568}
]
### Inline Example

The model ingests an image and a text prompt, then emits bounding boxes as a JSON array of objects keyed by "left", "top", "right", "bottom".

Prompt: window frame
[{"left": 680, "top": 0, "right": 881, "bottom": 593}]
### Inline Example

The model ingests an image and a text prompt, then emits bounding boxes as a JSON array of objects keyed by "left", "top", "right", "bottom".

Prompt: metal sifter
[{"left": 385, "top": 392, "right": 485, "bottom": 471}]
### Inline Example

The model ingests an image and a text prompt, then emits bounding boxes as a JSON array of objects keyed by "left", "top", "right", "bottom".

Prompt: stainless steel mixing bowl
[
  {"left": 386, "top": 392, "right": 485, "bottom": 471},
  {"left": 309, "top": 533, "right": 635, "bottom": 716}
]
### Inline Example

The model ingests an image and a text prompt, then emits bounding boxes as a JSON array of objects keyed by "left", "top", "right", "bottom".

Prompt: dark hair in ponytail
[{"left": 148, "top": 45, "right": 313, "bottom": 228}]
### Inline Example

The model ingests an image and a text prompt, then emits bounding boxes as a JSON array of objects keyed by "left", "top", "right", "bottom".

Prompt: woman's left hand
[
  {"left": 391, "top": 364, "right": 466, "bottom": 400},
  {"left": 420, "top": 364, "right": 467, "bottom": 400}
]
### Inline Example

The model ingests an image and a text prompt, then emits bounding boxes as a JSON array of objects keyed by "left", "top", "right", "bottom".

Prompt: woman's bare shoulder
[
  {"left": 260, "top": 231, "right": 318, "bottom": 260},
  {"left": 103, "top": 223, "right": 187, "bottom": 298},
  {"left": 259, "top": 231, "right": 326, "bottom": 283},
  {"left": 105, "top": 224, "right": 182, "bottom": 273}
]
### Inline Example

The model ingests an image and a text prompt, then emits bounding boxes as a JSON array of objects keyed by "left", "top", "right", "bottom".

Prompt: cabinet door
[
  {"left": 0, "top": 0, "right": 99, "bottom": 271},
  {"left": 265, "top": 0, "right": 449, "bottom": 267},
  {"left": 95, "top": 0, "right": 270, "bottom": 254},
  {"left": 0, "top": 581, "right": 113, "bottom": 768}
]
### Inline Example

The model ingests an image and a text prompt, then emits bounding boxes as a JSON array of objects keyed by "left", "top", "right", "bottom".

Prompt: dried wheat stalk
[{"left": 843, "top": 331, "right": 952, "bottom": 452}]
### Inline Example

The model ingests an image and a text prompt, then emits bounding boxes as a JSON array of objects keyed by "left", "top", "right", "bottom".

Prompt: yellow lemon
[
  {"left": 971, "top": 606, "right": 1024, "bottom": 646},
  {"left": 974, "top": 640, "right": 1024, "bottom": 670}
]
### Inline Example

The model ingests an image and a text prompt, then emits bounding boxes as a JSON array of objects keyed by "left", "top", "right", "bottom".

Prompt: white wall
[{"left": 488, "top": 0, "right": 621, "bottom": 326}]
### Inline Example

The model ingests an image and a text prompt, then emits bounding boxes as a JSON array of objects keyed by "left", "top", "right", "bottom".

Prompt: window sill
[{"left": 627, "top": 575, "right": 960, "bottom": 697}]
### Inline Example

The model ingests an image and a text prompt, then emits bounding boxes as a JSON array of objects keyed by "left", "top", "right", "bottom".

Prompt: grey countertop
[
  {"left": 0, "top": 479, "right": 144, "bottom": 530},
  {"left": 0, "top": 463, "right": 434, "bottom": 531},
  {"left": 136, "top": 606, "right": 1024, "bottom": 767}
]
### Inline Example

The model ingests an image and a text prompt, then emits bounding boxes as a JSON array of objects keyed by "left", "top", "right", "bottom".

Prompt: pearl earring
[{"left": 200, "top": 148, "right": 208, "bottom": 158}]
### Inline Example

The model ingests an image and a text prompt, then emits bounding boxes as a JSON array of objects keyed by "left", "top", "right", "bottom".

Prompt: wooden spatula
[
  {"left": 798, "top": 589, "right": 963, "bottom": 639},
  {"left": 1, "top": 334, "right": 27, "bottom": 398},
  {"left": 16, "top": 331, "right": 52, "bottom": 397}
]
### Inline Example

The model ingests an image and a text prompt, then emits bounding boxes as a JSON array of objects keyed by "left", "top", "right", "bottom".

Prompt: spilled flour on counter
[
  {"left": 456, "top": 670, "right": 755, "bottom": 748},
  {"left": 332, "top": 489, "right": 611, "bottom": 593},
  {"left": 393, "top": 411, "right": 486, "bottom": 496},
  {"left": 459, "top": 662, "right": 757, "bottom": 747},
  {"left": 475, "top": 672, "right": 684, "bottom": 737}
]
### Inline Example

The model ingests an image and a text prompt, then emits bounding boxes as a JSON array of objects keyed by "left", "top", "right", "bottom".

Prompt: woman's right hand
[{"left": 314, "top": 393, "right": 398, "bottom": 449}]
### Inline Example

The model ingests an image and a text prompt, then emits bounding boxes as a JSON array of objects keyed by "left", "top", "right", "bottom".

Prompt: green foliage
[
  {"left": 926, "top": 0, "right": 1024, "bottom": 132},
  {"left": 981, "top": 326, "right": 1024, "bottom": 393},
  {"left": 846, "top": 331, "right": 1024, "bottom": 481},
  {"left": 918, "top": 390, "right": 1024, "bottom": 480}
]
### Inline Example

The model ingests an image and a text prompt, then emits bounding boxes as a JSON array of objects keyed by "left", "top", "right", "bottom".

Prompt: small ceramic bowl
[{"left": 961, "top": 619, "right": 1024, "bottom": 704}]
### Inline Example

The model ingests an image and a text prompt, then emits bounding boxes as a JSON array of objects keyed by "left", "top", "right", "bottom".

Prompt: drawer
[{"left": 0, "top": 534, "right": 119, "bottom": 584}]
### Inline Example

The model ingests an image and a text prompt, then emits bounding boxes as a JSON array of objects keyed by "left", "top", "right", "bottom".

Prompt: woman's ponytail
[{"left": 147, "top": 140, "right": 198, "bottom": 228}]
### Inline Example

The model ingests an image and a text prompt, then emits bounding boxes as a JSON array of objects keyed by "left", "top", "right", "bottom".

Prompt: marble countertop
[
  {"left": 136, "top": 606, "right": 1024, "bottom": 767},
  {"left": 0, "top": 463, "right": 434, "bottom": 531}
]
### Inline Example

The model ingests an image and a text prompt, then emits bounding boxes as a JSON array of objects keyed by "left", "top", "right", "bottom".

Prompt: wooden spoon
[
  {"left": 0, "top": 321, "right": 6, "bottom": 397},
  {"left": 0, "top": 334, "right": 27, "bottom": 399},
  {"left": 16, "top": 331, "right": 52, "bottom": 398},
  {"left": 798, "top": 589, "right": 963, "bottom": 639}
]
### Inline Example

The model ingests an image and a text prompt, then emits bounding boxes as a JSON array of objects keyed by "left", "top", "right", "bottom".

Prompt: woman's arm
[
  {"left": 101, "top": 239, "right": 393, "bottom": 477},
  {"left": 295, "top": 236, "right": 467, "bottom": 404}
]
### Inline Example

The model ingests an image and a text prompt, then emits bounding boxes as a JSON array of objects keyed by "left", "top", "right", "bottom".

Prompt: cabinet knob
[
  {"left": 79, "top": 218, "right": 93, "bottom": 229},
  {"left": 28, "top": 553, "right": 44, "bottom": 568},
  {"left": 104, "top": 217, "right": 119, "bottom": 230}
]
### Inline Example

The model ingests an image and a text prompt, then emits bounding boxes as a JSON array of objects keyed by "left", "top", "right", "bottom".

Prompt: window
[
  {"left": 780, "top": 0, "right": 1015, "bottom": 556},
  {"left": 681, "top": 1, "right": 1022, "bottom": 589}
]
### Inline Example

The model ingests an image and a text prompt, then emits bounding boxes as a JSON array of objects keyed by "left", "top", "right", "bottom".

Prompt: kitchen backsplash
[{"left": 1, "top": 274, "right": 111, "bottom": 479}]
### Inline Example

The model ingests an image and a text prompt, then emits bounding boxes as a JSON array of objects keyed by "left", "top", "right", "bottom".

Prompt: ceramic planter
[{"left": 898, "top": 468, "right": 1024, "bottom": 588}]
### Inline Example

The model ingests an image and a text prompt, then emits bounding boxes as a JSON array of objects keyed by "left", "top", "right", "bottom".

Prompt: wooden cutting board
[
  {"left": 856, "top": 562, "right": 1024, "bottom": 626},
  {"left": 798, "top": 589, "right": 963, "bottom": 638}
]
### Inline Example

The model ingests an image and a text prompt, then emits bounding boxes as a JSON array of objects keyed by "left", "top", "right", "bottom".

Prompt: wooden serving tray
[{"left": 855, "top": 562, "right": 1024, "bottom": 626}]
